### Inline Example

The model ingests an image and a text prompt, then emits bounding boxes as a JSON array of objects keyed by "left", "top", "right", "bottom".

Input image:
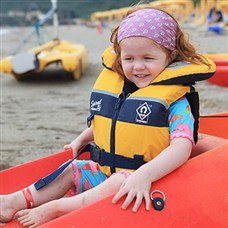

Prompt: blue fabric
[
  {"left": 72, "top": 160, "right": 107, "bottom": 194},
  {"left": 168, "top": 97, "right": 194, "bottom": 142},
  {"left": 208, "top": 25, "right": 223, "bottom": 35}
]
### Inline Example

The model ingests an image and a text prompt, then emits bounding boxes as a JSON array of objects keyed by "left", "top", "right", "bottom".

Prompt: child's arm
[
  {"left": 64, "top": 127, "right": 94, "bottom": 157},
  {"left": 112, "top": 137, "right": 192, "bottom": 212}
]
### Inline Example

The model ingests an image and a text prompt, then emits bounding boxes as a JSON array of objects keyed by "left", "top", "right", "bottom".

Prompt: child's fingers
[
  {"left": 144, "top": 192, "right": 151, "bottom": 211},
  {"left": 63, "top": 145, "right": 77, "bottom": 157},
  {"left": 132, "top": 193, "right": 143, "bottom": 212},
  {"left": 121, "top": 190, "right": 136, "bottom": 210},
  {"left": 63, "top": 144, "right": 71, "bottom": 150},
  {"left": 72, "top": 149, "right": 78, "bottom": 157},
  {"left": 112, "top": 188, "right": 126, "bottom": 204},
  {"left": 63, "top": 144, "right": 80, "bottom": 157}
]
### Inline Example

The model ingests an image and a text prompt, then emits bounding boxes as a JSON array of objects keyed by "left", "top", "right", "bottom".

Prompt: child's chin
[{"left": 136, "top": 83, "right": 150, "bottom": 88}]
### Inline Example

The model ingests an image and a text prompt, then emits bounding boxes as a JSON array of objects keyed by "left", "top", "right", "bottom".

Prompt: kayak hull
[
  {"left": 207, "top": 66, "right": 228, "bottom": 87},
  {"left": 204, "top": 54, "right": 228, "bottom": 87},
  {"left": 1, "top": 113, "right": 228, "bottom": 227},
  {"left": 1, "top": 143, "right": 227, "bottom": 228},
  {"left": 198, "top": 112, "right": 228, "bottom": 139},
  {"left": 43, "top": 144, "right": 228, "bottom": 228}
]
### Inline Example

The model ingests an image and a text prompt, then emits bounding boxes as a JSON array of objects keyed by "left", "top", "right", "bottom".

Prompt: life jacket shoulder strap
[{"left": 185, "top": 86, "right": 199, "bottom": 143}]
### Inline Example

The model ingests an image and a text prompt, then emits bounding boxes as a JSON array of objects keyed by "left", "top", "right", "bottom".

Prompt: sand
[{"left": 1, "top": 24, "right": 228, "bottom": 170}]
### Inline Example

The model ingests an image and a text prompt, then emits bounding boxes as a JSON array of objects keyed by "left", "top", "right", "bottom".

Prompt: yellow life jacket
[{"left": 89, "top": 47, "right": 216, "bottom": 176}]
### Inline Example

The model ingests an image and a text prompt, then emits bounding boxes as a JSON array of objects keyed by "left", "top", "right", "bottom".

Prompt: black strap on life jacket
[
  {"left": 34, "top": 143, "right": 146, "bottom": 190},
  {"left": 34, "top": 144, "right": 90, "bottom": 190},
  {"left": 90, "top": 143, "right": 146, "bottom": 170},
  {"left": 185, "top": 85, "right": 199, "bottom": 144}
]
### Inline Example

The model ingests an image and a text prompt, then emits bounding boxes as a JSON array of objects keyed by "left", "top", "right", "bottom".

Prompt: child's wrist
[
  {"left": 74, "top": 137, "right": 88, "bottom": 148},
  {"left": 137, "top": 163, "right": 156, "bottom": 182}
]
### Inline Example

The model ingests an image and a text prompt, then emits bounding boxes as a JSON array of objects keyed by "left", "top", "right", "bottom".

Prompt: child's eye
[
  {"left": 144, "top": 57, "right": 154, "bottom": 60},
  {"left": 124, "top": 57, "right": 133, "bottom": 61}
]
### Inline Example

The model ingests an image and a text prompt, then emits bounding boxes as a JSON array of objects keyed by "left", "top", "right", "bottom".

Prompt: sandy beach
[{"left": 1, "top": 24, "right": 228, "bottom": 170}]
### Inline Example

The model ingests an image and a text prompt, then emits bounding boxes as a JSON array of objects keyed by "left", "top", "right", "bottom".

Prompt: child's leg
[
  {"left": 0, "top": 163, "right": 74, "bottom": 223},
  {"left": 16, "top": 172, "right": 127, "bottom": 227}
]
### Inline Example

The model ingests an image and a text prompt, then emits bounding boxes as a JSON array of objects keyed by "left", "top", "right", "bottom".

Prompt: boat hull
[
  {"left": 207, "top": 66, "right": 228, "bottom": 87},
  {"left": 1, "top": 113, "right": 228, "bottom": 227},
  {"left": 44, "top": 143, "right": 228, "bottom": 228},
  {"left": 204, "top": 54, "right": 228, "bottom": 87},
  {"left": 0, "top": 40, "right": 88, "bottom": 80}
]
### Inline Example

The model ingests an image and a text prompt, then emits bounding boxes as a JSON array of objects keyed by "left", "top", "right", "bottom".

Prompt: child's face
[{"left": 120, "top": 37, "right": 169, "bottom": 88}]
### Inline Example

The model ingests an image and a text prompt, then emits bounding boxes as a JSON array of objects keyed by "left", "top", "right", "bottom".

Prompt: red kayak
[
  {"left": 1, "top": 113, "right": 228, "bottom": 227},
  {"left": 205, "top": 55, "right": 228, "bottom": 87},
  {"left": 207, "top": 66, "right": 228, "bottom": 87}
]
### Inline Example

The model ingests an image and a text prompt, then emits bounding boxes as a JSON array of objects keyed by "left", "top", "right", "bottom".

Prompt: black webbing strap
[
  {"left": 90, "top": 144, "right": 146, "bottom": 170},
  {"left": 34, "top": 144, "right": 90, "bottom": 190},
  {"left": 34, "top": 143, "right": 146, "bottom": 190}
]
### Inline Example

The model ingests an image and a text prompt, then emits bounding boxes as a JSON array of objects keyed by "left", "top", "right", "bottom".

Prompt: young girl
[{"left": 0, "top": 7, "right": 215, "bottom": 227}]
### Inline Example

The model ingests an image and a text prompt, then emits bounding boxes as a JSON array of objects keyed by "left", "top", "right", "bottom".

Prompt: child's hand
[
  {"left": 112, "top": 170, "right": 152, "bottom": 212},
  {"left": 64, "top": 127, "right": 94, "bottom": 157},
  {"left": 63, "top": 139, "right": 84, "bottom": 157}
]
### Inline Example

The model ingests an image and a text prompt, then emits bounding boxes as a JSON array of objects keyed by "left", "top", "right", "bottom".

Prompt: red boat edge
[{"left": 1, "top": 113, "right": 227, "bottom": 227}]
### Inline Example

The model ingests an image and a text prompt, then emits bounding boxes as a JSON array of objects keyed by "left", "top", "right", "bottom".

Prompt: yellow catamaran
[{"left": 0, "top": 0, "right": 88, "bottom": 80}]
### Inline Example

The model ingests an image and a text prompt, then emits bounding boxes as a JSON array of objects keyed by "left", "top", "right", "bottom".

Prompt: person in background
[{"left": 207, "top": 7, "right": 225, "bottom": 35}]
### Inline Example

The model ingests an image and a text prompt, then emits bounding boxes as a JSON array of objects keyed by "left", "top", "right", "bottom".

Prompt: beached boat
[
  {"left": 0, "top": 113, "right": 227, "bottom": 227},
  {"left": 0, "top": 0, "right": 88, "bottom": 81},
  {"left": 0, "top": 39, "right": 88, "bottom": 80},
  {"left": 204, "top": 53, "right": 228, "bottom": 87}
]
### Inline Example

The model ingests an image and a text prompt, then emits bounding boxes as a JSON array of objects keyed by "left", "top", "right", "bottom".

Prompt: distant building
[{"left": 8, "top": 10, "right": 25, "bottom": 17}]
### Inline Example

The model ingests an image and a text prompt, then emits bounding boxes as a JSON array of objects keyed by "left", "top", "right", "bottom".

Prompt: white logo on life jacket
[
  {"left": 91, "top": 99, "right": 102, "bottom": 111},
  {"left": 136, "top": 102, "right": 151, "bottom": 124}
]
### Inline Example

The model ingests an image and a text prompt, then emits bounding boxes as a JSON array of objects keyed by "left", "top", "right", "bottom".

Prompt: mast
[
  {"left": 12, "top": 0, "right": 59, "bottom": 54},
  {"left": 51, "top": 0, "right": 59, "bottom": 39}
]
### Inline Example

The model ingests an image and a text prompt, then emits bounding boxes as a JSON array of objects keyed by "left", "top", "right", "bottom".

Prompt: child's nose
[{"left": 134, "top": 61, "right": 145, "bottom": 70}]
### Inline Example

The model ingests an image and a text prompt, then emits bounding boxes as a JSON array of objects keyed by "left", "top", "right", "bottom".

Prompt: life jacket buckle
[
  {"left": 133, "top": 154, "right": 146, "bottom": 167},
  {"left": 91, "top": 145, "right": 104, "bottom": 165}
]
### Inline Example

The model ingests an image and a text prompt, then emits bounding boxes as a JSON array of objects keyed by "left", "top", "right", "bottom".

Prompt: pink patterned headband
[{"left": 117, "top": 8, "right": 177, "bottom": 51}]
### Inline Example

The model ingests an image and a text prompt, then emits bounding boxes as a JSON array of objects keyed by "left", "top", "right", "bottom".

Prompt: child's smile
[{"left": 134, "top": 74, "right": 150, "bottom": 78}]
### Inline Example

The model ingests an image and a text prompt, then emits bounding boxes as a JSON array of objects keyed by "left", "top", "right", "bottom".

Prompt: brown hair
[{"left": 110, "top": 6, "right": 211, "bottom": 77}]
